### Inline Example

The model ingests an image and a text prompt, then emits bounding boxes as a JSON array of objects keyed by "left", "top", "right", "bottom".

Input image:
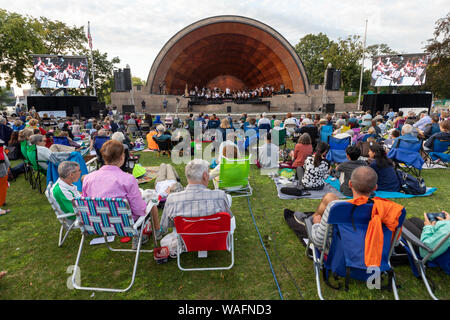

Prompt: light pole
[
  {"left": 322, "top": 62, "right": 332, "bottom": 112},
  {"left": 357, "top": 19, "right": 368, "bottom": 111}
]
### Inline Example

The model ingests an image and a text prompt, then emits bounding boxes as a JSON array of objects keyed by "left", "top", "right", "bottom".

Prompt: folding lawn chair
[
  {"left": 399, "top": 227, "right": 450, "bottom": 300},
  {"left": 93, "top": 136, "right": 110, "bottom": 167},
  {"left": 174, "top": 212, "right": 235, "bottom": 271},
  {"left": 154, "top": 138, "right": 172, "bottom": 157},
  {"left": 305, "top": 201, "right": 406, "bottom": 300},
  {"left": 387, "top": 139, "right": 424, "bottom": 177},
  {"left": 424, "top": 138, "right": 450, "bottom": 168},
  {"left": 326, "top": 136, "right": 352, "bottom": 164},
  {"left": 217, "top": 157, "right": 252, "bottom": 198},
  {"left": 27, "top": 144, "right": 47, "bottom": 194},
  {"left": 20, "top": 140, "right": 32, "bottom": 184},
  {"left": 70, "top": 197, "right": 157, "bottom": 293},
  {"left": 45, "top": 182, "right": 80, "bottom": 247}
]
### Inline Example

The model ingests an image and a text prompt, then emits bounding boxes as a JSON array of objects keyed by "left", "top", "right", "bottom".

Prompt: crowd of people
[{"left": 1, "top": 104, "right": 449, "bottom": 277}]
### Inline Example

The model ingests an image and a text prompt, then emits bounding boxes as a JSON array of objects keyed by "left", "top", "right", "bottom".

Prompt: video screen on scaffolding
[
  {"left": 371, "top": 54, "right": 430, "bottom": 87},
  {"left": 32, "top": 55, "right": 89, "bottom": 89}
]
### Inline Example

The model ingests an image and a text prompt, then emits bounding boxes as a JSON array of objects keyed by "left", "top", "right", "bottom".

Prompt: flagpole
[
  {"left": 357, "top": 19, "right": 368, "bottom": 111},
  {"left": 88, "top": 21, "right": 97, "bottom": 97}
]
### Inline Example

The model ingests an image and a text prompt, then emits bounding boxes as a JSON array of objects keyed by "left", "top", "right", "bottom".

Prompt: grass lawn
[{"left": 0, "top": 142, "right": 449, "bottom": 300}]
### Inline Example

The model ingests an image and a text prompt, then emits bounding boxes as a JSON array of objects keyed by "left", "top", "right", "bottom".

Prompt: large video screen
[
  {"left": 33, "top": 56, "right": 89, "bottom": 89},
  {"left": 371, "top": 54, "right": 430, "bottom": 87}
]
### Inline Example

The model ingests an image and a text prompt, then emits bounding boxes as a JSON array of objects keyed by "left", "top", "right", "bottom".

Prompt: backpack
[{"left": 395, "top": 169, "right": 427, "bottom": 195}]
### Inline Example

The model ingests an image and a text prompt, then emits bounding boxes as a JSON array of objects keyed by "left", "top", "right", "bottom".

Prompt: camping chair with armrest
[
  {"left": 70, "top": 197, "right": 157, "bottom": 293},
  {"left": 45, "top": 182, "right": 81, "bottom": 247},
  {"left": 387, "top": 139, "right": 424, "bottom": 177},
  {"left": 283, "top": 123, "right": 297, "bottom": 137},
  {"left": 154, "top": 137, "right": 172, "bottom": 157},
  {"left": 174, "top": 212, "right": 235, "bottom": 271},
  {"left": 93, "top": 136, "right": 110, "bottom": 168},
  {"left": 423, "top": 138, "right": 450, "bottom": 168},
  {"left": 305, "top": 201, "right": 406, "bottom": 300},
  {"left": 217, "top": 157, "right": 252, "bottom": 198},
  {"left": 399, "top": 227, "right": 450, "bottom": 300},
  {"left": 320, "top": 124, "right": 333, "bottom": 143},
  {"left": 27, "top": 144, "right": 47, "bottom": 194},
  {"left": 326, "top": 136, "right": 352, "bottom": 164}
]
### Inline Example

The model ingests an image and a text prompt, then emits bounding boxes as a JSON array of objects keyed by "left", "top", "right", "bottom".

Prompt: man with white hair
[
  {"left": 50, "top": 161, "right": 82, "bottom": 221},
  {"left": 257, "top": 112, "right": 271, "bottom": 127},
  {"left": 159, "top": 159, "right": 233, "bottom": 234},
  {"left": 392, "top": 123, "right": 419, "bottom": 148}
]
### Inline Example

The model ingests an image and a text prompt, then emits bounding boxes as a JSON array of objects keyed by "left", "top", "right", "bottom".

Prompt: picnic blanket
[
  {"left": 324, "top": 176, "right": 438, "bottom": 199},
  {"left": 273, "top": 176, "right": 346, "bottom": 200},
  {"left": 136, "top": 166, "right": 160, "bottom": 184}
]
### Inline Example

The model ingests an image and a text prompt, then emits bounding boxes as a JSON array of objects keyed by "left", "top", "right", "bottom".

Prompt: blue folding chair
[
  {"left": 425, "top": 138, "right": 450, "bottom": 168},
  {"left": 258, "top": 123, "right": 272, "bottom": 132},
  {"left": 320, "top": 125, "right": 333, "bottom": 143},
  {"left": 305, "top": 201, "right": 406, "bottom": 300},
  {"left": 387, "top": 139, "right": 424, "bottom": 176},
  {"left": 326, "top": 136, "right": 351, "bottom": 164},
  {"left": 399, "top": 227, "right": 450, "bottom": 300},
  {"left": 93, "top": 136, "right": 111, "bottom": 167},
  {"left": 53, "top": 136, "right": 71, "bottom": 146}
]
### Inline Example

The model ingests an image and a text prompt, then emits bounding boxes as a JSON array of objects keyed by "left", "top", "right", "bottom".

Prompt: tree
[
  {"left": 322, "top": 35, "right": 364, "bottom": 92},
  {"left": 132, "top": 77, "right": 146, "bottom": 87},
  {"left": 294, "top": 33, "right": 332, "bottom": 84},
  {"left": 0, "top": 9, "right": 120, "bottom": 103},
  {"left": 366, "top": 43, "right": 397, "bottom": 58},
  {"left": 0, "top": 87, "right": 14, "bottom": 106},
  {"left": 424, "top": 12, "right": 450, "bottom": 98}
]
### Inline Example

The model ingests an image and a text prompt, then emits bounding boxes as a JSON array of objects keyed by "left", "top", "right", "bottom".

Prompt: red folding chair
[{"left": 174, "top": 212, "right": 235, "bottom": 271}]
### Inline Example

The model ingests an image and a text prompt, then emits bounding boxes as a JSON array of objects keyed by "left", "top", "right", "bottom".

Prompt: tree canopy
[{"left": 0, "top": 9, "right": 120, "bottom": 102}]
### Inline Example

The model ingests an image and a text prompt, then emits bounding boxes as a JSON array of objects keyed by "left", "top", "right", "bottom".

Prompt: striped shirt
[
  {"left": 160, "top": 184, "right": 232, "bottom": 232},
  {"left": 311, "top": 200, "right": 349, "bottom": 250}
]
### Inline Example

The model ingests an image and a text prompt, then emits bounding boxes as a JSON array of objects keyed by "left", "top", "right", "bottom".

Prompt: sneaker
[
  {"left": 154, "top": 229, "right": 165, "bottom": 241},
  {"left": 132, "top": 234, "right": 149, "bottom": 250}
]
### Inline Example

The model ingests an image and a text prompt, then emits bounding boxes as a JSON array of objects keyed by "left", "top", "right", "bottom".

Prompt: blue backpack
[{"left": 395, "top": 169, "right": 426, "bottom": 195}]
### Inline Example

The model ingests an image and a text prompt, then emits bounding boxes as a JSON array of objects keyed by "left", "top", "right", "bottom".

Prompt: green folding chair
[
  {"left": 273, "top": 128, "right": 287, "bottom": 149},
  {"left": 217, "top": 157, "right": 252, "bottom": 198},
  {"left": 27, "top": 144, "right": 47, "bottom": 194},
  {"left": 20, "top": 140, "right": 33, "bottom": 184}
]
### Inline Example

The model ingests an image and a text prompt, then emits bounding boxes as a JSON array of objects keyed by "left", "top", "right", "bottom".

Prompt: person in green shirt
[
  {"left": 403, "top": 211, "right": 450, "bottom": 260},
  {"left": 50, "top": 161, "right": 82, "bottom": 220}
]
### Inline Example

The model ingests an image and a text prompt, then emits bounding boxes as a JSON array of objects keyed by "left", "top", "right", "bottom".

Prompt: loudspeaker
[
  {"left": 227, "top": 106, "right": 231, "bottom": 113},
  {"left": 123, "top": 68, "right": 132, "bottom": 91},
  {"left": 325, "top": 68, "right": 335, "bottom": 90},
  {"left": 331, "top": 70, "right": 341, "bottom": 90},
  {"left": 325, "top": 103, "right": 335, "bottom": 114},
  {"left": 122, "top": 105, "right": 135, "bottom": 113},
  {"left": 114, "top": 69, "right": 126, "bottom": 92}
]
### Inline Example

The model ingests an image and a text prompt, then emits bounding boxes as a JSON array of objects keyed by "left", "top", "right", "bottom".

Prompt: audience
[{"left": 0, "top": 139, "right": 10, "bottom": 216}]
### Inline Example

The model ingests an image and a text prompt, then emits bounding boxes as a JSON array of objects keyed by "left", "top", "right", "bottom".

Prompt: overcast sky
[{"left": 1, "top": 0, "right": 449, "bottom": 82}]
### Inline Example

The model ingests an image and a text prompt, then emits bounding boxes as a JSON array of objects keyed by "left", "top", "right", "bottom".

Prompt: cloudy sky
[{"left": 1, "top": 0, "right": 449, "bottom": 82}]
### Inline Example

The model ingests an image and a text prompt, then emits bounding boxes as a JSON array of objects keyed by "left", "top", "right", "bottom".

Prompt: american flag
[{"left": 87, "top": 21, "right": 93, "bottom": 50}]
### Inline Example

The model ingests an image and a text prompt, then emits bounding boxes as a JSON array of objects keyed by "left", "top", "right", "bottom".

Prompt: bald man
[{"left": 310, "top": 166, "right": 379, "bottom": 249}]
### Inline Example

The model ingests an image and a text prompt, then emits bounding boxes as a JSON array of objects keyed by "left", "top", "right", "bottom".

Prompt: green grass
[{"left": 0, "top": 143, "right": 449, "bottom": 300}]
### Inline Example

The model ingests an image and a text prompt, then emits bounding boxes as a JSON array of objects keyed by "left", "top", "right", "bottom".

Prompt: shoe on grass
[{"left": 132, "top": 234, "right": 149, "bottom": 250}]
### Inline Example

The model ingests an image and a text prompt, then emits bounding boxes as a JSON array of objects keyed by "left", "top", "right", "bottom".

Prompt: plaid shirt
[{"left": 160, "top": 184, "right": 233, "bottom": 232}]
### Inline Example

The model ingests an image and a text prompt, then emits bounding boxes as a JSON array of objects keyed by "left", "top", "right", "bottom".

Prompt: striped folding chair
[{"left": 71, "top": 197, "right": 157, "bottom": 293}]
